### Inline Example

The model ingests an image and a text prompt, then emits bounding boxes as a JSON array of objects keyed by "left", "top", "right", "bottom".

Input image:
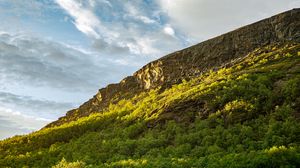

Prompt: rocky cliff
[{"left": 46, "top": 8, "right": 300, "bottom": 128}]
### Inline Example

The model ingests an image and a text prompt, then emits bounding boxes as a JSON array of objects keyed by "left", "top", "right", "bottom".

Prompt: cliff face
[{"left": 46, "top": 8, "right": 300, "bottom": 128}]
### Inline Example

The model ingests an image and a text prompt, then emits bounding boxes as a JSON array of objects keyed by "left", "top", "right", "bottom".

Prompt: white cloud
[
  {"left": 124, "top": 3, "right": 156, "bottom": 24},
  {"left": 157, "top": 0, "right": 300, "bottom": 41},
  {"left": 164, "top": 26, "right": 175, "bottom": 36},
  {"left": 55, "top": 0, "right": 102, "bottom": 38},
  {"left": 138, "top": 16, "right": 156, "bottom": 24}
]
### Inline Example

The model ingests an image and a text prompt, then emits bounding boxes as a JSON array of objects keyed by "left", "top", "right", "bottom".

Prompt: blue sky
[{"left": 0, "top": 0, "right": 299, "bottom": 139}]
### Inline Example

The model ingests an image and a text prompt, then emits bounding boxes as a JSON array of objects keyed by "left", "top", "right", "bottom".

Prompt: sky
[{"left": 0, "top": 0, "right": 299, "bottom": 140}]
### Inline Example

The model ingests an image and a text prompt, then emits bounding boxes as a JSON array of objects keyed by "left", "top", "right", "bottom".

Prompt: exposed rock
[{"left": 45, "top": 8, "right": 300, "bottom": 128}]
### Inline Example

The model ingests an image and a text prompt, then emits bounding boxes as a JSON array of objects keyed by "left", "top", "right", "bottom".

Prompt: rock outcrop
[{"left": 46, "top": 8, "right": 300, "bottom": 128}]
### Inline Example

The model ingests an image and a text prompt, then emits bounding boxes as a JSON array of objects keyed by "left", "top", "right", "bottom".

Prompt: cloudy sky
[{"left": 0, "top": 0, "right": 299, "bottom": 139}]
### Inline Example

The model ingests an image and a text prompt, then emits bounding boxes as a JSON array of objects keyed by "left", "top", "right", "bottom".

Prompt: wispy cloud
[
  {"left": 0, "top": 91, "right": 74, "bottom": 119},
  {"left": 55, "top": 0, "right": 102, "bottom": 38},
  {"left": 55, "top": 0, "right": 186, "bottom": 56},
  {"left": 124, "top": 3, "right": 156, "bottom": 24},
  {"left": 0, "top": 32, "right": 134, "bottom": 93}
]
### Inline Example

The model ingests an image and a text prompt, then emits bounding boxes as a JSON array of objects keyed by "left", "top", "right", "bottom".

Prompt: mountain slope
[
  {"left": 46, "top": 8, "right": 300, "bottom": 128},
  {"left": 1, "top": 42, "right": 300, "bottom": 167},
  {"left": 0, "top": 9, "right": 300, "bottom": 168}
]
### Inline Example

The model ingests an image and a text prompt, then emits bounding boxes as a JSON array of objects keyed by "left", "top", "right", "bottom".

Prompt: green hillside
[{"left": 0, "top": 42, "right": 300, "bottom": 167}]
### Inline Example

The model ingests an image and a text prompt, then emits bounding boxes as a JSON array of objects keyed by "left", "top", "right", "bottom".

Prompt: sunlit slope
[
  {"left": 0, "top": 42, "right": 300, "bottom": 167},
  {"left": 46, "top": 8, "right": 300, "bottom": 128}
]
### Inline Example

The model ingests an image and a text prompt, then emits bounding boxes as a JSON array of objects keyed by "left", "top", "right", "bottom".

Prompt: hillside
[
  {"left": 0, "top": 9, "right": 300, "bottom": 168},
  {"left": 46, "top": 8, "right": 300, "bottom": 128}
]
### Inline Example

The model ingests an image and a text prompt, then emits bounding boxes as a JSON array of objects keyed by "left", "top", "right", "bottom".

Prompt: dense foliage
[{"left": 0, "top": 42, "right": 300, "bottom": 167}]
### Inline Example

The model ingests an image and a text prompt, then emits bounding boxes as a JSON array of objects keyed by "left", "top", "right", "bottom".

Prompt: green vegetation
[{"left": 0, "top": 42, "right": 300, "bottom": 167}]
